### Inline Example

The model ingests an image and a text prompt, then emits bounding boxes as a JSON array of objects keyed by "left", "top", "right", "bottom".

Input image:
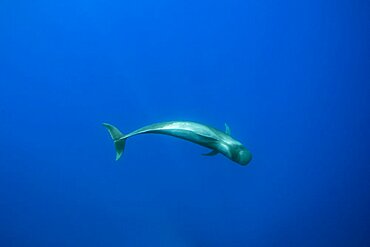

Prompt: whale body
[{"left": 103, "top": 121, "right": 252, "bottom": 166}]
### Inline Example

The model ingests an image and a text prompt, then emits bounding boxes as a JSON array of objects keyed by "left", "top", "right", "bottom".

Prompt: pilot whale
[{"left": 103, "top": 121, "right": 252, "bottom": 165}]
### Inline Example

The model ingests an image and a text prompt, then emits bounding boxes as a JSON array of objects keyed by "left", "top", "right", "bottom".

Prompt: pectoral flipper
[{"left": 202, "top": 150, "right": 219, "bottom": 156}]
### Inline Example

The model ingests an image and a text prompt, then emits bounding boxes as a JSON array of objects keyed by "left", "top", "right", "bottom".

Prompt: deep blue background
[{"left": 0, "top": 0, "right": 369, "bottom": 246}]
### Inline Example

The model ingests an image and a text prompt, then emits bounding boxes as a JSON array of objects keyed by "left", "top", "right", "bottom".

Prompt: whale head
[{"left": 231, "top": 145, "right": 252, "bottom": 166}]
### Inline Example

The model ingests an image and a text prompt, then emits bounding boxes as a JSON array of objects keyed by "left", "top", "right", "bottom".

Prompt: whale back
[{"left": 124, "top": 121, "right": 222, "bottom": 141}]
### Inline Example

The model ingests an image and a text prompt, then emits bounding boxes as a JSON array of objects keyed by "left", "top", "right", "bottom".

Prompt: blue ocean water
[{"left": 0, "top": 0, "right": 369, "bottom": 246}]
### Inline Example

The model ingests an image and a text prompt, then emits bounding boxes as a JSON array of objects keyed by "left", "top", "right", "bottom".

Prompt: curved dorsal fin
[{"left": 224, "top": 123, "right": 231, "bottom": 135}]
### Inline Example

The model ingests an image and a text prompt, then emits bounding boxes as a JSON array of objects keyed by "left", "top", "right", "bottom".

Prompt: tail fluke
[{"left": 102, "top": 123, "right": 126, "bottom": 160}]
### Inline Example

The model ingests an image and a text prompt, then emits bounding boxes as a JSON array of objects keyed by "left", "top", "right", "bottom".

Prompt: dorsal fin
[{"left": 224, "top": 123, "right": 231, "bottom": 135}]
